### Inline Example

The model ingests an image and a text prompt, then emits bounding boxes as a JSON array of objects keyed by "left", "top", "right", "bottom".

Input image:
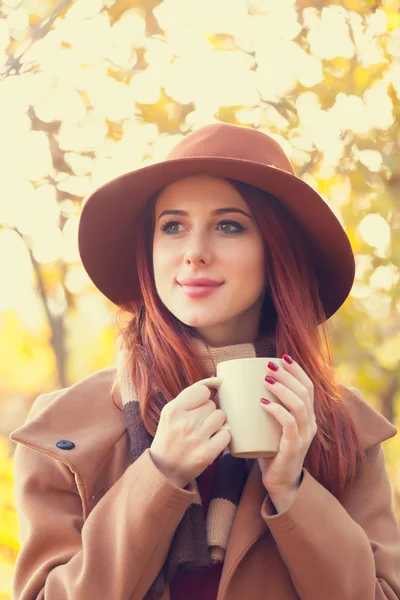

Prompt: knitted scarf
[{"left": 116, "top": 334, "right": 276, "bottom": 599}]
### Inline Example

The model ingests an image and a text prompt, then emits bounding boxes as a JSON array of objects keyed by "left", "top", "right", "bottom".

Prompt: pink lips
[
  {"left": 178, "top": 278, "right": 223, "bottom": 298},
  {"left": 178, "top": 277, "right": 223, "bottom": 286},
  {"left": 180, "top": 286, "right": 221, "bottom": 298}
]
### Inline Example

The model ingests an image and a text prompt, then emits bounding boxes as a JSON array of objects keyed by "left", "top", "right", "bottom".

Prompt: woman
[{"left": 10, "top": 123, "right": 400, "bottom": 600}]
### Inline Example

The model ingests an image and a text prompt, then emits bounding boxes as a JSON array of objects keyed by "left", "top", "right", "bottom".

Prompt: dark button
[{"left": 56, "top": 440, "right": 75, "bottom": 450}]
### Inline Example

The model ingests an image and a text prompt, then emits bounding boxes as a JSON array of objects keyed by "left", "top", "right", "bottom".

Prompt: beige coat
[{"left": 10, "top": 367, "right": 400, "bottom": 599}]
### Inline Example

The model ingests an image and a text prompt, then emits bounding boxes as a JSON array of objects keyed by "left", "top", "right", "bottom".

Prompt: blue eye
[{"left": 160, "top": 220, "right": 245, "bottom": 235}]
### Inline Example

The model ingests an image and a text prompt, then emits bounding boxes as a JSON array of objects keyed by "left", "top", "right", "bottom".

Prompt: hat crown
[{"left": 166, "top": 123, "right": 295, "bottom": 176}]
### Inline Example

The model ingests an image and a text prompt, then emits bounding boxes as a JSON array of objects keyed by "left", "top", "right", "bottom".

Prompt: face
[{"left": 152, "top": 175, "right": 267, "bottom": 347}]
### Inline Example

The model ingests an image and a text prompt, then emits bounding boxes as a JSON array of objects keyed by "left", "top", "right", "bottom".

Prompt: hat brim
[{"left": 78, "top": 156, "right": 355, "bottom": 321}]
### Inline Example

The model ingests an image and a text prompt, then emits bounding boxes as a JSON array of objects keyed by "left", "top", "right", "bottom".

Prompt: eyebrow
[{"left": 157, "top": 208, "right": 254, "bottom": 221}]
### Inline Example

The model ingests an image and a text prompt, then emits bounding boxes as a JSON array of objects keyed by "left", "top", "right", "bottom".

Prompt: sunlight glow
[
  {"left": 154, "top": 0, "right": 250, "bottom": 37},
  {"left": 306, "top": 7, "right": 355, "bottom": 60},
  {"left": 0, "top": 230, "right": 34, "bottom": 313},
  {"left": 358, "top": 214, "right": 391, "bottom": 256},
  {"left": 19, "top": 132, "right": 53, "bottom": 180},
  {"left": 65, "top": 265, "right": 93, "bottom": 295},
  {"left": 358, "top": 150, "right": 383, "bottom": 172},
  {"left": 31, "top": 227, "right": 63, "bottom": 264},
  {"left": 47, "top": 283, "right": 67, "bottom": 317},
  {"left": 56, "top": 116, "right": 108, "bottom": 152},
  {"left": 0, "top": 17, "right": 10, "bottom": 50},
  {"left": 62, "top": 216, "right": 81, "bottom": 263},
  {"left": 76, "top": 292, "right": 114, "bottom": 328},
  {"left": 360, "top": 292, "right": 391, "bottom": 320},
  {"left": 166, "top": 50, "right": 258, "bottom": 106},
  {"left": 355, "top": 253, "right": 373, "bottom": 281},
  {"left": 370, "top": 264, "right": 400, "bottom": 291},
  {"left": 7, "top": 7, "right": 29, "bottom": 32},
  {"left": 65, "top": 0, "right": 103, "bottom": 20}
]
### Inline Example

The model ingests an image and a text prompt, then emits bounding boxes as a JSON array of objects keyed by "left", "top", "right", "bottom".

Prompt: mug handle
[{"left": 196, "top": 377, "right": 231, "bottom": 434}]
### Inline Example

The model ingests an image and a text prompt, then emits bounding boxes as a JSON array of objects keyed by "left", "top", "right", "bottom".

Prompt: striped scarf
[{"left": 117, "top": 334, "right": 276, "bottom": 598}]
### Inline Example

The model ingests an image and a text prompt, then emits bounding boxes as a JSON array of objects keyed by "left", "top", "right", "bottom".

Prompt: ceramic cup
[{"left": 196, "top": 357, "right": 283, "bottom": 459}]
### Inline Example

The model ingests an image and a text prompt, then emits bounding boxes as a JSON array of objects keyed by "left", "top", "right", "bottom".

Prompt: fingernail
[
  {"left": 260, "top": 397, "right": 271, "bottom": 404},
  {"left": 268, "top": 361, "right": 279, "bottom": 372},
  {"left": 283, "top": 354, "right": 293, "bottom": 364},
  {"left": 264, "top": 376, "right": 276, "bottom": 384}
]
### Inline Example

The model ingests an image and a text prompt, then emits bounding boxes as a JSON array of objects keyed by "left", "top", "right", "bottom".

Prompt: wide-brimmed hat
[{"left": 78, "top": 122, "right": 355, "bottom": 321}]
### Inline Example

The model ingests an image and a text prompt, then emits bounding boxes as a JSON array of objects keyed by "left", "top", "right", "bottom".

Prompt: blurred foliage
[
  {"left": 0, "top": 438, "right": 19, "bottom": 600},
  {"left": 0, "top": 0, "right": 400, "bottom": 597}
]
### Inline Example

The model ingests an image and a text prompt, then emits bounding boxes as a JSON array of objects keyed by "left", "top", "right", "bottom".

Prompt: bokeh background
[{"left": 1, "top": 0, "right": 400, "bottom": 597}]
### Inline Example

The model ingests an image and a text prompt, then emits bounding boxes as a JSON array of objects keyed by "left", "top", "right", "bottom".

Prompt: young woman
[{"left": 10, "top": 123, "right": 400, "bottom": 600}]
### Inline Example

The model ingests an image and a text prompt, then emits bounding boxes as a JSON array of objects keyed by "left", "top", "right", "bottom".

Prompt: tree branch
[{"left": 1, "top": 0, "right": 74, "bottom": 80}]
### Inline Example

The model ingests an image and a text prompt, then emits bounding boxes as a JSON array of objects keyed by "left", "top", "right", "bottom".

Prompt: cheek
[
  {"left": 152, "top": 241, "right": 179, "bottom": 291},
  {"left": 244, "top": 254, "right": 265, "bottom": 299},
  {"left": 153, "top": 238, "right": 172, "bottom": 270},
  {"left": 228, "top": 240, "right": 265, "bottom": 280}
]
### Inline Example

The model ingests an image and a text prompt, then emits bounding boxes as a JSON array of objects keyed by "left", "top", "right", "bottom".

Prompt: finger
[
  {"left": 281, "top": 355, "right": 314, "bottom": 402},
  {"left": 263, "top": 380, "right": 309, "bottom": 436},
  {"left": 177, "top": 383, "right": 212, "bottom": 411},
  {"left": 261, "top": 400, "right": 299, "bottom": 442},
  {"left": 266, "top": 361, "right": 311, "bottom": 415}
]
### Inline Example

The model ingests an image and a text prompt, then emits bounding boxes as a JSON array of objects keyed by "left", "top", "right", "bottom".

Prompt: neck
[
  {"left": 191, "top": 333, "right": 276, "bottom": 377},
  {"left": 193, "top": 300, "right": 265, "bottom": 347}
]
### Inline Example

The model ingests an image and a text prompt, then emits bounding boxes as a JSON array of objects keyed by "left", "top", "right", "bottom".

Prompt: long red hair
[{"left": 112, "top": 178, "right": 367, "bottom": 502}]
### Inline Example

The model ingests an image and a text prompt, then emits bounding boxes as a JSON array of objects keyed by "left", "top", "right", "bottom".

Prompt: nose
[
  {"left": 183, "top": 227, "right": 214, "bottom": 266},
  {"left": 184, "top": 250, "right": 207, "bottom": 266},
  {"left": 184, "top": 240, "right": 212, "bottom": 266}
]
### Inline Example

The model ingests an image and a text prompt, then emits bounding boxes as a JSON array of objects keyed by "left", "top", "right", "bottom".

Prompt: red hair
[{"left": 112, "top": 178, "right": 367, "bottom": 503}]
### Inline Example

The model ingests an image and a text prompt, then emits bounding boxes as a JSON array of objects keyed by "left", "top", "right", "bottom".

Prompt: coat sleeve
[
  {"left": 260, "top": 388, "right": 400, "bottom": 600},
  {"left": 12, "top": 442, "right": 197, "bottom": 600}
]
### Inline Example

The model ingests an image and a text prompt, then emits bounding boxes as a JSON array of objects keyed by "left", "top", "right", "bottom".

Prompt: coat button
[{"left": 56, "top": 440, "right": 75, "bottom": 450}]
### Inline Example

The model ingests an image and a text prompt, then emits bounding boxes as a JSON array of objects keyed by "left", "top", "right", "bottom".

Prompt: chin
[
  {"left": 178, "top": 315, "right": 214, "bottom": 328},
  {"left": 176, "top": 310, "right": 230, "bottom": 329}
]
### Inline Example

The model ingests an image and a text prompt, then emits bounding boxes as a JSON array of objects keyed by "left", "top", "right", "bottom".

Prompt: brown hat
[{"left": 78, "top": 122, "right": 355, "bottom": 321}]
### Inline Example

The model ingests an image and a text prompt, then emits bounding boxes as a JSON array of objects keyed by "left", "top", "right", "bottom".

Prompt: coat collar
[{"left": 9, "top": 368, "right": 127, "bottom": 496}]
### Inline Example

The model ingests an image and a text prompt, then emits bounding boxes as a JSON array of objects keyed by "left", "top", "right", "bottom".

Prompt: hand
[
  {"left": 257, "top": 354, "right": 317, "bottom": 505},
  {"left": 150, "top": 382, "right": 230, "bottom": 489}
]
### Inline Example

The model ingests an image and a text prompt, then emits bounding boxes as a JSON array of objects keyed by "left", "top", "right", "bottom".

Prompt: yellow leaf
[{"left": 387, "top": 11, "right": 400, "bottom": 31}]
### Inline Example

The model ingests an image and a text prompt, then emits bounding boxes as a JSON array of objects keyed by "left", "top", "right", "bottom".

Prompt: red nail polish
[
  {"left": 260, "top": 397, "right": 271, "bottom": 404},
  {"left": 264, "top": 376, "right": 276, "bottom": 384},
  {"left": 283, "top": 354, "right": 293, "bottom": 364},
  {"left": 268, "top": 361, "right": 279, "bottom": 372}
]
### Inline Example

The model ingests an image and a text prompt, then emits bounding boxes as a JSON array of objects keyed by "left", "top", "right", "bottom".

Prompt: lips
[
  {"left": 178, "top": 278, "right": 223, "bottom": 287},
  {"left": 179, "top": 284, "right": 222, "bottom": 298},
  {"left": 181, "top": 283, "right": 221, "bottom": 288}
]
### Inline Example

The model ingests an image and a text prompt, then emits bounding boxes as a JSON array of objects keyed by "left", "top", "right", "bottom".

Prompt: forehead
[{"left": 154, "top": 175, "right": 246, "bottom": 210}]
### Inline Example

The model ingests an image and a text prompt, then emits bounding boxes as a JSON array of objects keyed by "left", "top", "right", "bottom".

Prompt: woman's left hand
[{"left": 257, "top": 355, "right": 317, "bottom": 506}]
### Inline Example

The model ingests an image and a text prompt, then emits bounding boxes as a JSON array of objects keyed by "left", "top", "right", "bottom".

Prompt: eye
[
  {"left": 219, "top": 220, "right": 244, "bottom": 233},
  {"left": 159, "top": 219, "right": 246, "bottom": 235},
  {"left": 160, "top": 220, "right": 182, "bottom": 234}
]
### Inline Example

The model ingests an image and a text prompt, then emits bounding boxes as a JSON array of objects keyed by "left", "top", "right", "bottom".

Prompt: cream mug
[{"left": 196, "top": 357, "right": 283, "bottom": 459}]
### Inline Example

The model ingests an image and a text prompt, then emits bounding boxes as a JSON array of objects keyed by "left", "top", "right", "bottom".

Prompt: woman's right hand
[{"left": 149, "top": 382, "right": 231, "bottom": 488}]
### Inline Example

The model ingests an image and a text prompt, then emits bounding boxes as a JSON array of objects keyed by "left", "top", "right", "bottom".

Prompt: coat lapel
[{"left": 218, "top": 458, "right": 269, "bottom": 599}]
